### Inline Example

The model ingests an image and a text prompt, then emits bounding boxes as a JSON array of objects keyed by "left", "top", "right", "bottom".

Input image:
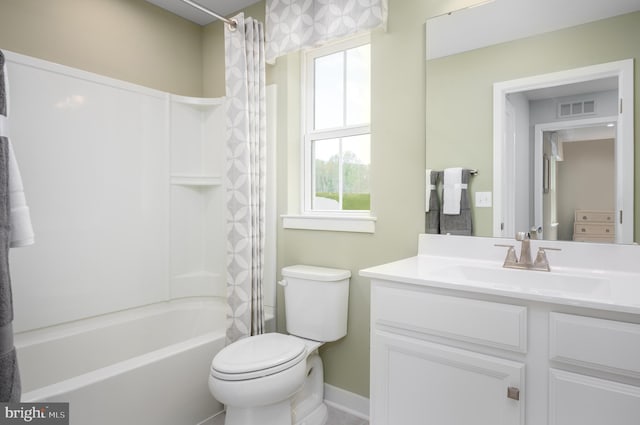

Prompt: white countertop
[{"left": 360, "top": 234, "right": 640, "bottom": 315}]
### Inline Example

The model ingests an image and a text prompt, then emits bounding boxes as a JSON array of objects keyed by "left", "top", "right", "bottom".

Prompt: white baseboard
[{"left": 324, "top": 383, "right": 370, "bottom": 420}]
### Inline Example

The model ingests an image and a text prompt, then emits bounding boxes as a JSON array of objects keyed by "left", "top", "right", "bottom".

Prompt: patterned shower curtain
[{"left": 224, "top": 13, "right": 266, "bottom": 344}]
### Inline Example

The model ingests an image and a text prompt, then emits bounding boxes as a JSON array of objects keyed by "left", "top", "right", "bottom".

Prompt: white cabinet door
[
  {"left": 371, "top": 330, "right": 524, "bottom": 425},
  {"left": 549, "top": 369, "right": 640, "bottom": 425}
]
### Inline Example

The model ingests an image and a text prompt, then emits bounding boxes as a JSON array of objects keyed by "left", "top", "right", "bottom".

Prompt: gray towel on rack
[
  {"left": 425, "top": 170, "right": 440, "bottom": 234},
  {"left": 440, "top": 169, "right": 473, "bottom": 236},
  {"left": 0, "top": 49, "right": 21, "bottom": 403}
]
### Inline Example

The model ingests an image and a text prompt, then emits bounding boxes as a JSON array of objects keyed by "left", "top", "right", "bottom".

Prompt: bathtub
[{"left": 14, "top": 297, "right": 252, "bottom": 425}]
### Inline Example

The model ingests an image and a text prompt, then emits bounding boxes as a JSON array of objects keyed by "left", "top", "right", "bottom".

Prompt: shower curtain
[{"left": 224, "top": 13, "right": 266, "bottom": 344}]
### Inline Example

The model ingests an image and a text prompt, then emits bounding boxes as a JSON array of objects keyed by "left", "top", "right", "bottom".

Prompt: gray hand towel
[
  {"left": 0, "top": 49, "right": 21, "bottom": 402},
  {"left": 439, "top": 168, "right": 473, "bottom": 236},
  {"left": 425, "top": 170, "right": 440, "bottom": 234}
]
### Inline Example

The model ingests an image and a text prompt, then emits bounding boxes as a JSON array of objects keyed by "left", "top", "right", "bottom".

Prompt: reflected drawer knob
[
  {"left": 583, "top": 215, "right": 588, "bottom": 220},
  {"left": 507, "top": 387, "right": 520, "bottom": 401},
  {"left": 581, "top": 228, "right": 586, "bottom": 232}
]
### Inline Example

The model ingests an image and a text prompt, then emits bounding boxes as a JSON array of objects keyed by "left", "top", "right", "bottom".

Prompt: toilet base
[
  {"left": 294, "top": 402, "right": 328, "bottom": 425},
  {"left": 291, "top": 350, "right": 327, "bottom": 425},
  {"left": 225, "top": 399, "right": 292, "bottom": 425}
]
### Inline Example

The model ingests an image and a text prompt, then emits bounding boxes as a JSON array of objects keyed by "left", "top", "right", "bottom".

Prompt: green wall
[
  {"left": 426, "top": 12, "right": 640, "bottom": 240},
  {"left": 0, "top": 0, "right": 203, "bottom": 96}
]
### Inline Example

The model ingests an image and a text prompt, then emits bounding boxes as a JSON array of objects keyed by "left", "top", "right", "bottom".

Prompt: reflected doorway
[
  {"left": 493, "top": 59, "right": 634, "bottom": 243},
  {"left": 539, "top": 121, "right": 616, "bottom": 242}
]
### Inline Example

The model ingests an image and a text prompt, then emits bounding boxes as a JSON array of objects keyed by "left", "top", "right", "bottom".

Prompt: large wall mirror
[{"left": 425, "top": 0, "right": 640, "bottom": 244}]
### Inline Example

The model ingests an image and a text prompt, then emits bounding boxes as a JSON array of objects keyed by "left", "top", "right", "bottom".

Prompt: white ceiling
[{"left": 145, "top": 0, "right": 262, "bottom": 25}]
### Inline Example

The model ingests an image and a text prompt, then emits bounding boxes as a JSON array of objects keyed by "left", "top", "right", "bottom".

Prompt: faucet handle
[
  {"left": 532, "top": 247, "right": 561, "bottom": 272},
  {"left": 495, "top": 244, "right": 518, "bottom": 267}
]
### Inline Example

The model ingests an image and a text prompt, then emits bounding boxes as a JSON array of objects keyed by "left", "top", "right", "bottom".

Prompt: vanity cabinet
[
  {"left": 370, "top": 283, "right": 526, "bottom": 425},
  {"left": 369, "top": 279, "right": 640, "bottom": 425}
]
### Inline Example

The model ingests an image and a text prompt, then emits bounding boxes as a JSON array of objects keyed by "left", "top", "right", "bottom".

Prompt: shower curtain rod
[{"left": 179, "top": 0, "right": 238, "bottom": 30}]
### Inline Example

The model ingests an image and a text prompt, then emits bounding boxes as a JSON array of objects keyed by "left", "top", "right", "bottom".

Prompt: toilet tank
[{"left": 281, "top": 265, "right": 350, "bottom": 342}]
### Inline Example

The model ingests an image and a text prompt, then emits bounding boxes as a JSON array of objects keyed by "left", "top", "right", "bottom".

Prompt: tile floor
[
  {"left": 326, "top": 404, "right": 369, "bottom": 425},
  {"left": 209, "top": 404, "right": 368, "bottom": 425}
]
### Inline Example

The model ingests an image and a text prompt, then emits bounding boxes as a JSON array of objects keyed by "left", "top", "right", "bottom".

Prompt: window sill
[{"left": 281, "top": 214, "right": 377, "bottom": 233}]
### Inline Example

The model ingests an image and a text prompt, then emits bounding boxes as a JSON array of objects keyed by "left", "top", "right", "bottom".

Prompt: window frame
[{"left": 302, "top": 34, "right": 372, "bottom": 218}]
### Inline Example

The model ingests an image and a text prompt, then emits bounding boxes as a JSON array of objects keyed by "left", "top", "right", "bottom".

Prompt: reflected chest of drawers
[{"left": 573, "top": 210, "right": 615, "bottom": 243}]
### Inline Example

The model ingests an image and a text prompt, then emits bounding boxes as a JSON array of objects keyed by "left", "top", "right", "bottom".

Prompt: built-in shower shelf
[
  {"left": 170, "top": 93, "right": 226, "bottom": 301},
  {"left": 170, "top": 95, "right": 225, "bottom": 109},
  {"left": 170, "top": 175, "right": 222, "bottom": 187}
]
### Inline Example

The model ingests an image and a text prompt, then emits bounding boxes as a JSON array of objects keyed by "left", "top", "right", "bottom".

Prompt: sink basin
[{"left": 435, "top": 264, "right": 611, "bottom": 297}]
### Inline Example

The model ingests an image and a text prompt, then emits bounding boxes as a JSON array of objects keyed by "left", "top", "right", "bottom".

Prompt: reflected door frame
[{"left": 493, "top": 59, "right": 634, "bottom": 243}]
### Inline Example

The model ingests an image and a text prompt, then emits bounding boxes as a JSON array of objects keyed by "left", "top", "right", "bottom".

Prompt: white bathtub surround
[
  {"left": 4, "top": 50, "right": 259, "bottom": 332},
  {"left": 7, "top": 51, "right": 172, "bottom": 332},
  {"left": 224, "top": 13, "right": 267, "bottom": 343}
]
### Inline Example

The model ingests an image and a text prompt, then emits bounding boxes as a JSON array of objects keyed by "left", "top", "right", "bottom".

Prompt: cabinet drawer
[
  {"left": 550, "top": 313, "right": 640, "bottom": 377},
  {"left": 373, "top": 285, "right": 527, "bottom": 352},
  {"left": 574, "top": 210, "right": 615, "bottom": 223},
  {"left": 573, "top": 222, "right": 614, "bottom": 236}
]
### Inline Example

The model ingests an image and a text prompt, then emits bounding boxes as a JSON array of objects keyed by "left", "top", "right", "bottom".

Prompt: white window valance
[{"left": 265, "top": 0, "right": 388, "bottom": 63}]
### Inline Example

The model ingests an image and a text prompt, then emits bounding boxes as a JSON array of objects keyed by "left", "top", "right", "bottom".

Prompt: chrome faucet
[{"left": 495, "top": 232, "right": 561, "bottom": 272}]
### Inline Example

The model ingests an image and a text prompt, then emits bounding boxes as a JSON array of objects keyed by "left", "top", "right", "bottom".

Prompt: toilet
[{"left": 208, "top": 265, "right": 351, "bottom": 425}]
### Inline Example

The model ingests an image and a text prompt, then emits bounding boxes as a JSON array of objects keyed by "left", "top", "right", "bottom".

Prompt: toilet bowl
[{"left": 208, "top": 265, "right": 350, "bottom": 425}]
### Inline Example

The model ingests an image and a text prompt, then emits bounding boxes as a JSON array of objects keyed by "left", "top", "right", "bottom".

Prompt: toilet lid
[{"left": 211, "top": 333, "right": 307, "bottom": 381}]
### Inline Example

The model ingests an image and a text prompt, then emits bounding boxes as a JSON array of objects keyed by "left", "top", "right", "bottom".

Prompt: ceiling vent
[{"left": 558, "top": 99, "right": 596, "bottom": 118}]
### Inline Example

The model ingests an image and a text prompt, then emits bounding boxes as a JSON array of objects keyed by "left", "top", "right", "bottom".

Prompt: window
[
  {"left": 304, "top": 36, "right": 371, "bottom": 214},
  {"left": 283, "top": 34, "right": 375, "bottom": 233}
]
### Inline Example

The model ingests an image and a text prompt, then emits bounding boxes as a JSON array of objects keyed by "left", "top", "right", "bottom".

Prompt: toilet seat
[{"left": 211, "top": 333, "right": 307, "bottom": 381}]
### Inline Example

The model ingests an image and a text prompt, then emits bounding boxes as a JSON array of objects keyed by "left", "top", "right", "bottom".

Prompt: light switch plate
[{"left": 475, "top": 191, "right": 492, "bottom": 207}]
